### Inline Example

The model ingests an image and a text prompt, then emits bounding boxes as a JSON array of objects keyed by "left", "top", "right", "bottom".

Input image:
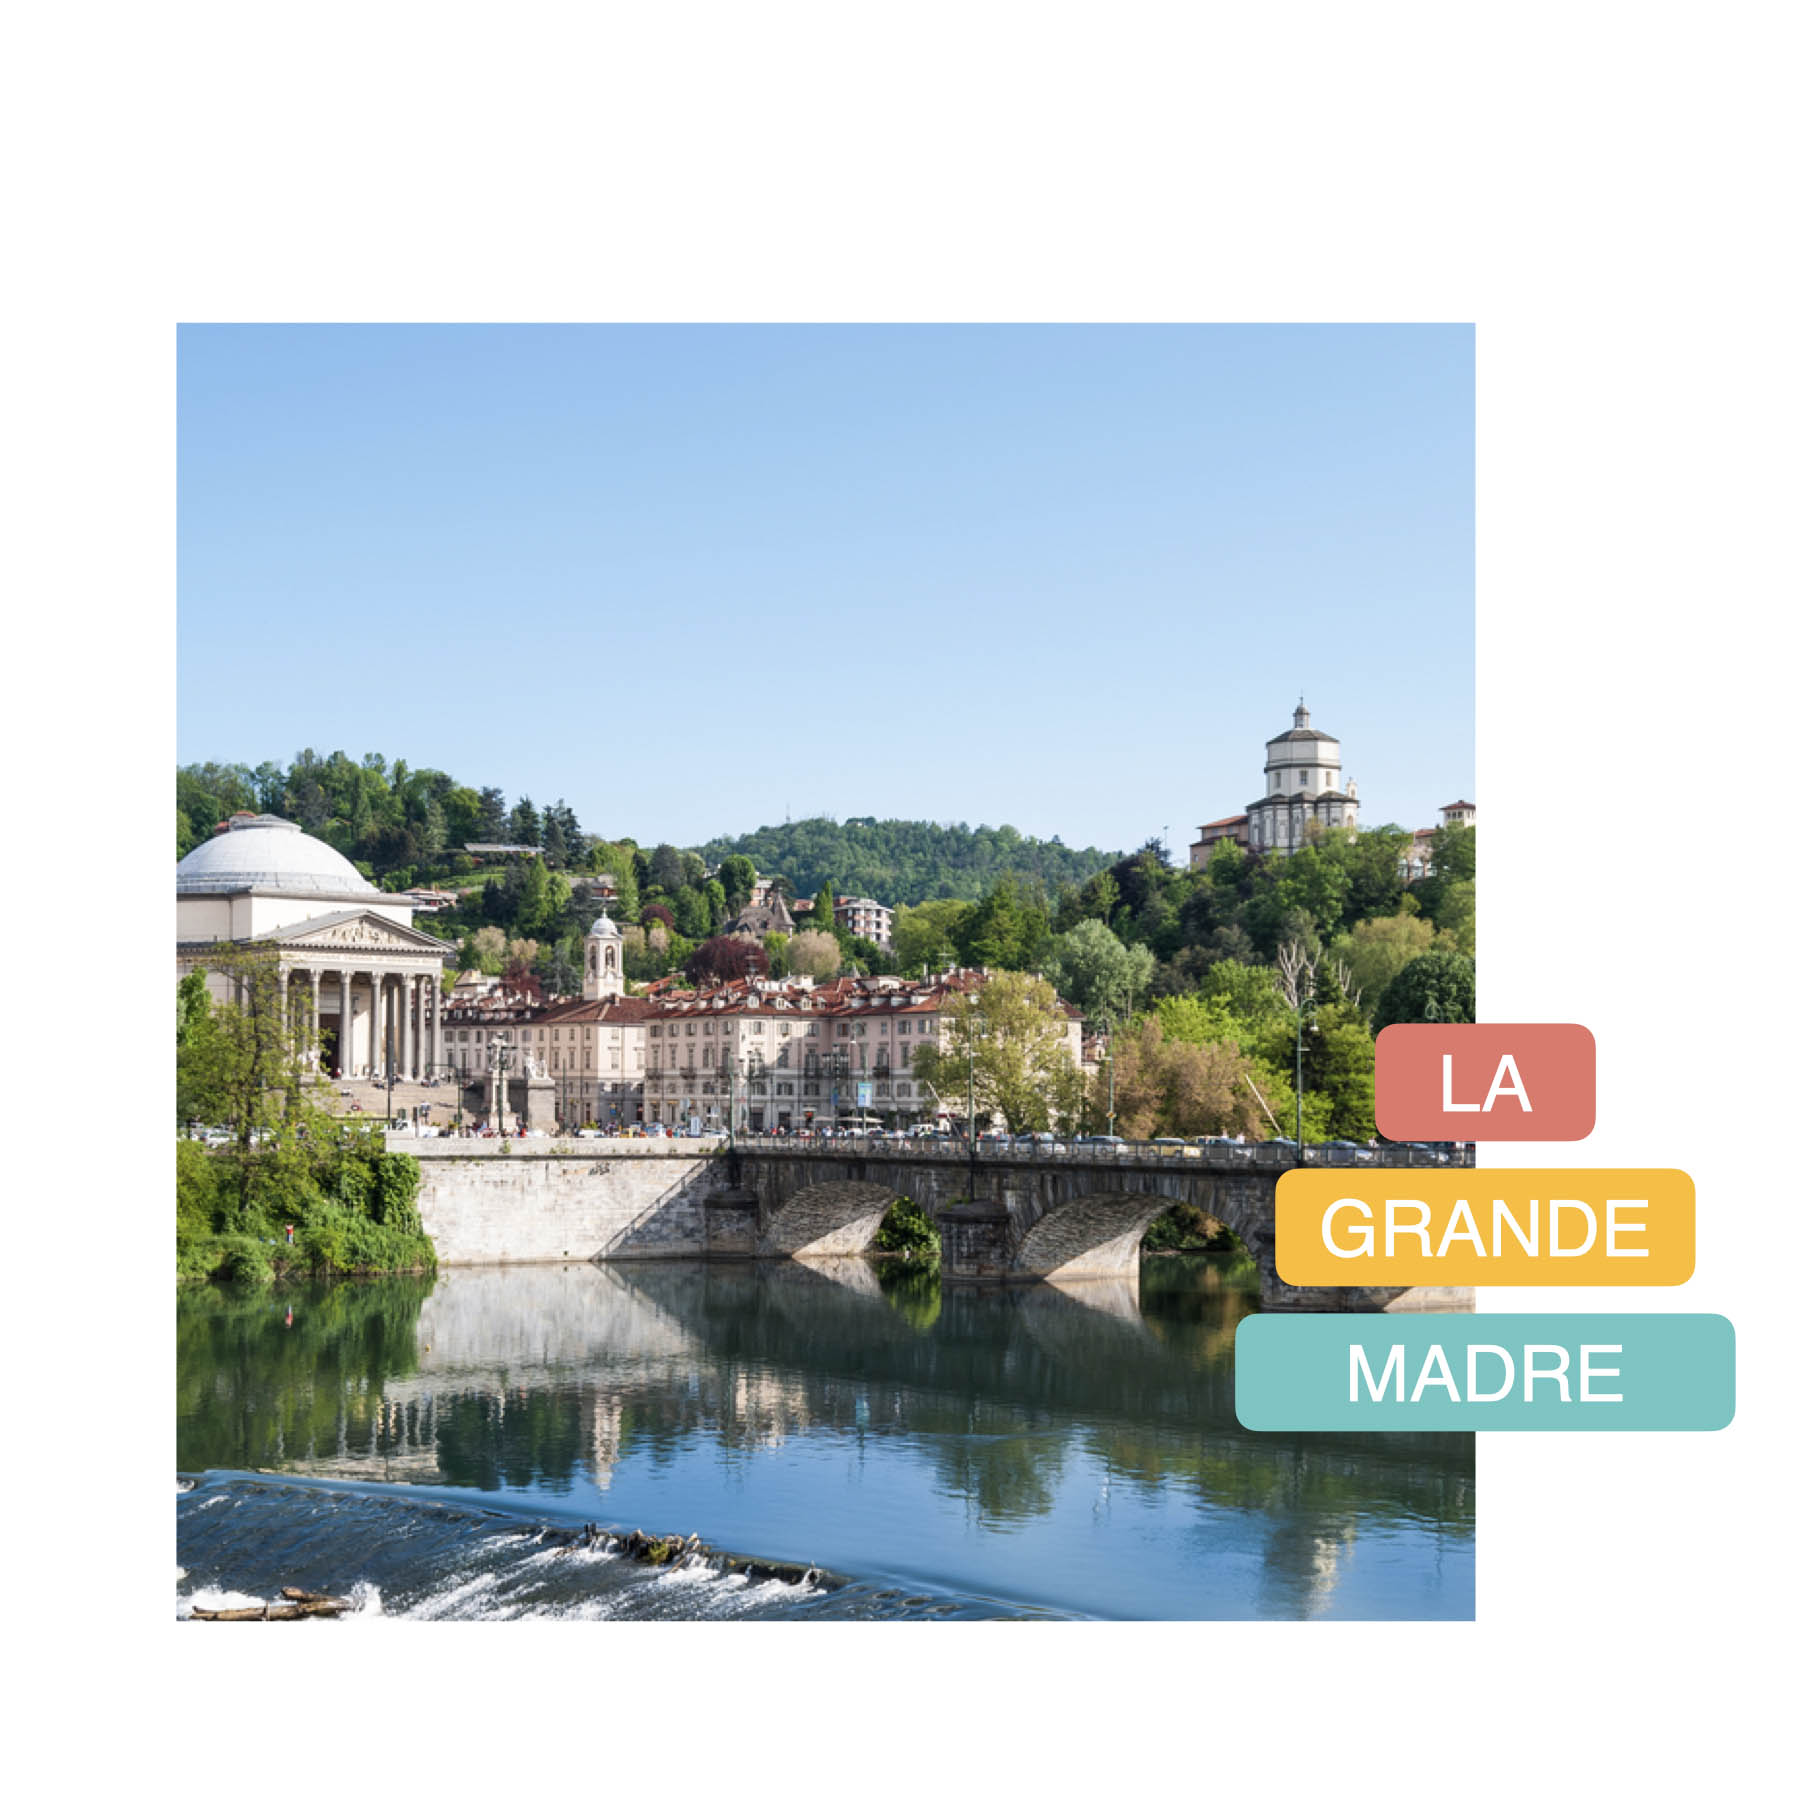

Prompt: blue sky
[{"left": 178, "top": 325, "right": 1472, "bottom": 855}]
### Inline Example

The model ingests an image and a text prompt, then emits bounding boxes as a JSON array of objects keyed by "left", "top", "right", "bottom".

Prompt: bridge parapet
[{"left": 737, "top": 1135, "right": 1471, "bottom": 1172}]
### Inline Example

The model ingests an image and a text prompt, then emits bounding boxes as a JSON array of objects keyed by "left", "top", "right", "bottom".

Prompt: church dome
[
  {"left": 176, "top": 815, "right": 380, "bottom": 897},
  {"left": 588, "top": 912, "right": 623, "bottom": 937}
]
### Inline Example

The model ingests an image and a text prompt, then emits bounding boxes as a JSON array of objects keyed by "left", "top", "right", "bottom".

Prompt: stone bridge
[
  {"left": 728, "top": 1141, "right": 1468, "bottom": 1312},
  {"left": 398, "top": 1136, "right": 1470, "bottom": 1312}
]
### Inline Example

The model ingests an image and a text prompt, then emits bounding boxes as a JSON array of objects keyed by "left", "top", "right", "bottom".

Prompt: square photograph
[{"left": 175, "top": 324, "right": 1474, "bottom": 1620}]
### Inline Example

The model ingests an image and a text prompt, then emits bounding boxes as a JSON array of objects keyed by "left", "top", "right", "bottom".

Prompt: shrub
[
  {"left": 874, "top": 1196, "right": 941, "bottom": 1265},
  {"left": 214, "top": 1234, "right": 276, "bottom": 1286},
  {"left": 176, "top": 1139, "right": 219, "bottom": 1238}
]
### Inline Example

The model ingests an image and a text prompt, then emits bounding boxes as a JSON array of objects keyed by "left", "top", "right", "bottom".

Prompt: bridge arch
[
  {"left": 1010, "top": 1183, "right": 1271, "bottom": 1283},
  {"left": 759, "top": 1178, "right": 911, "bottom": 1259}
]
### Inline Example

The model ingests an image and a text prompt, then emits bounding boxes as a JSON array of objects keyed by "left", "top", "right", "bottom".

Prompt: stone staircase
[{"left": 312, "top": 1075, "right": 464, "bottom": 1123}]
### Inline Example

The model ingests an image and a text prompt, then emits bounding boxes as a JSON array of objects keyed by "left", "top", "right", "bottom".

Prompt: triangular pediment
[{"left": 257, "top": 909, "right": 452, "bottom": 954}]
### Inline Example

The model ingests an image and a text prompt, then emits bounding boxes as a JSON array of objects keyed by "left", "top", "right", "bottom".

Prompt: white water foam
[
  {"left": 346, "top": 1580, "right": 385, "bottom": 1620},
  {"left": 407, "top": 1569, "right": 506, "bottom": 1621}
]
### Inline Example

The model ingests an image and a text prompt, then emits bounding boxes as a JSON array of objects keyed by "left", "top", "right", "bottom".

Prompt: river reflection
[{"left": 176, "top": 1259, "right": 1473, "bottom": 1620}]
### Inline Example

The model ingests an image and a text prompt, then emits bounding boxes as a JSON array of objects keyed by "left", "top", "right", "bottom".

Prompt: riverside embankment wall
[{"left": 402, "top": 1141, "right": 730, "bottom": 1265}]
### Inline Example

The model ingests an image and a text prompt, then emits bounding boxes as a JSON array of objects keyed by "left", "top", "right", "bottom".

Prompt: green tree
[
  {"left": 671, "top": 884, "right": 712, "bottom": 940},
  {"left": 957, "top": 876, "right": 1049, "bottom": 971},
  {"left": 177, "top": 970, "right": 211, "bottom": 1049},
  {"left": 649, "top": 843, "right": 688, "bottom": 893},
  {"left": 176, "top": 948, "right": 315, "bottom": 1149},
  {"left": 1373, "top": 948, "right": 1476, "bottom": 1031},
  {"left": 912, "top": 971, "right": 1078, "bottom": 1135},
  {"left": 475, "top": 787, "right": 508, "bottom": 840},
  {"left": 718, "top": 854, "right": 758, "bottom": 914},
  {"left": 1040, "top": 918, "right": 1156, "bottom": 1026},
  {"left": 1307, "top": 1002, "right": 1377, "bottom": 1139},
  {"left": 1331, "top": 912, "right": 1440, "bottom": 1018},
  {"left": 892, "top": 899, "right": 973, "bottom": 975}
]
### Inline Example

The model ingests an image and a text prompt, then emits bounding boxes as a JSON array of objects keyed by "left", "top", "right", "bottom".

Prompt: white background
[{"left": 5, "top": 3, "right": 1792, "bottom": 1791}]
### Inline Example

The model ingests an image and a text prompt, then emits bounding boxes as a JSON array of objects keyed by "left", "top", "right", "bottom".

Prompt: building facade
[
  {"left": 176, "top": 813, "right": 452, "bottom": 1080},
  {"left": 1404, "top": 801, "right": 1478, "bottom": 880},
  {"left": 438, "top": 960, "right": 1083, "bottom": 1134},
  {"left": 1244, "top": 700, "right": 1359, "bottom": 853},
  {"left": 833, "top": 895, "right": 894, "bottom": 948},
  {"left": 1191, "top": 700, "right": 1361, "bottom": 865}
]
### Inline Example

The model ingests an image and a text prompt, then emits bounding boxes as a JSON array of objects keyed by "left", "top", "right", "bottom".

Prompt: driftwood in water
[
  {"left": 191, "top": 1588, "right": 351, "bottom": 1621},
  {"left": 550, "top": 1521, "right": 826, "bottom": 1588}
]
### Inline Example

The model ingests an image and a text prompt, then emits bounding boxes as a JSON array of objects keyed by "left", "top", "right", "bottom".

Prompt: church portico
[{"left": 177, "top": 815, "right": 450, "bottom": 1085}]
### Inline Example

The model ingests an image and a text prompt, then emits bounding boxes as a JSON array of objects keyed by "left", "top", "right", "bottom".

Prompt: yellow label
[{"left": 1275, "top": 1169, "right": 1696, "bottom": 1286}]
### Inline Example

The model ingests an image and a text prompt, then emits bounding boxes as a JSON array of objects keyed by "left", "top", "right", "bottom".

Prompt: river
[{"left": 176, "top": 1256, "right": 1474, "bottom": 1620}]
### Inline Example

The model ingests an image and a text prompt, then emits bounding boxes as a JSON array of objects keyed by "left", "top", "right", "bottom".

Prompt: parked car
[
  {"left": 1150, "top": 1136, "right": 1195, "bottom": 1156},
  {"left": 644, "top": 1122, "right": 670, "bottom": 1138},
  {"left": 1324, "top": 1139, "right": 1376, "bottom": 1163}
]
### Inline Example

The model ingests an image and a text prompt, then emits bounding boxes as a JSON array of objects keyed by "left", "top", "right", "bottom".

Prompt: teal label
[{"left": 1235, "top": 1314, "right": 1735, "bottom": 1431}]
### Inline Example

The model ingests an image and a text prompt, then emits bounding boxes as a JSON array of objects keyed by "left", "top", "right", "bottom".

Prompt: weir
[{"left": 396, "top": 1138, "right": 1471, "bottom": 1313}]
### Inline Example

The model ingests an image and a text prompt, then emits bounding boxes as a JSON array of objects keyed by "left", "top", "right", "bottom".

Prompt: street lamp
[
  {"left": 1101, "top": 1013, "right": 1118, "bottom": 1137},
  {"left": 487, "top": 1036, "right": 517, "bottom": 1133},
  {"left": 964, "top": 1014, "right": 988, "bottom": 1180},
  {"left": 1293, "top": 992, "right": 1320, "bottom": 1167}
]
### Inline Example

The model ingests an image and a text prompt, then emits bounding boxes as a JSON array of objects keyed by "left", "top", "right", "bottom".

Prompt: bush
[
  {"left": 174, "top": 1127, "right": 436, "bottom": 1284},
  {"left": 214, "top": 1234, "right": 276, "bottom": 1286},
  {"left": 874, "top": 1196, "right": 941, "bottom": 1265}
]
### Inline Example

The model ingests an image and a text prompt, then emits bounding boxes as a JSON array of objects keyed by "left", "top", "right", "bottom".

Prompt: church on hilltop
[{"left": 1189, "top": 700, "right": 1361, "bottom": 868}]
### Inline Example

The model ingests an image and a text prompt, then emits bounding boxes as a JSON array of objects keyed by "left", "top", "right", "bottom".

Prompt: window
[{"left": 1299, "top": 769, "right": 1308, "bottom": 786}]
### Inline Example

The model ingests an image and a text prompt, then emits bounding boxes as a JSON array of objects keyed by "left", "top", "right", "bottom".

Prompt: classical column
[
  {"left": 400, "top": 970, "right": 414, "bottom": 1081},
  {"left": 339, "top": 969, "right": 354, "bottom": 1076},
  {"left": 431, "top": 972, "right": 443, "bottom": 1077},
  {"left": 372, "top": 971, "right": 387, "bottom": 1078}
]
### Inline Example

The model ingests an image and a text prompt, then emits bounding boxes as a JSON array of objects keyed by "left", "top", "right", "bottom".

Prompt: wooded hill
[{"left": 697, "top": 817, "right": 1119, "bottom": 906}]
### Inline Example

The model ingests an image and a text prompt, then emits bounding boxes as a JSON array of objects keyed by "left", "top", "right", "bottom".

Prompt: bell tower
[{"left": 584, "top": 913, "right": 625, "bottom": 1000}]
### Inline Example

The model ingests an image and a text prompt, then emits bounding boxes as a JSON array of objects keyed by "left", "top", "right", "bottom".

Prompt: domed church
[
  {"left": 176, "top": 814, "right": 452, "bottom": 1079},
  {"left": 1244, "top": 699, "right": 1360, "bottom": 853}
]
